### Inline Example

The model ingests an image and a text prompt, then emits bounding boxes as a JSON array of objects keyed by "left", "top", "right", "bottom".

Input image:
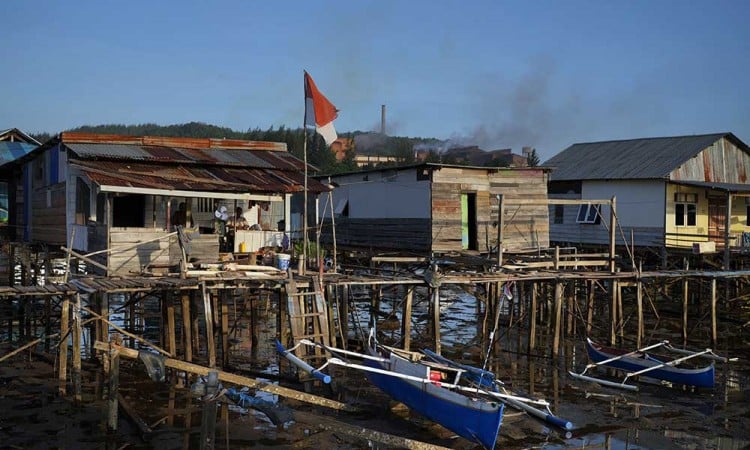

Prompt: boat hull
[
  {"left": 365, "top": 349, "right": 503, "bottom": 449},
  {"left": 586, "top": 339, "right": 715, "bottom": 388}
]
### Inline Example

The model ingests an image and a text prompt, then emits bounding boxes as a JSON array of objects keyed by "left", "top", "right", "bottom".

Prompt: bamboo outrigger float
[{"left": 569, "top": 338, "right": 736, "bottom": 391}]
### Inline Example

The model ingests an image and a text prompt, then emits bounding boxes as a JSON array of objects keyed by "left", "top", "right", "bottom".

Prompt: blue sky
[{"left": 2, "top": 0, "right": 749, "bottom": 161}]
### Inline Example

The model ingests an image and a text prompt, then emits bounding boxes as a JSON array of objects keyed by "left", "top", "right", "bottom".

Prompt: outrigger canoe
[
  {"left": 363, "top": 332, "right": 504, "bottom": 449},
  {"left": 572, "top": 338, "right": 716, "bottom": 389},
  {"left": 278, "top": 329, "right": 572, "bottom": 448}
]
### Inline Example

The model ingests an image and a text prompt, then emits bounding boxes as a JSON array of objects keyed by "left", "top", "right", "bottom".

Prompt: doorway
[{"left": 461, "top": 193, "right": 477, "bottom": 251}]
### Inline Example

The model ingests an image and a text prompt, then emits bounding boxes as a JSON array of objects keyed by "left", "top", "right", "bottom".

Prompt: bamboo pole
[
  {"left": 711, "top": 278, "right": 717, "bottom": 347},
  {"left": 529, "top": 282, "right": 537, "bottom": 351},
  {"left": 636, "top": 278, "right": 643, "bottom": 348},
  {"left": 107, "top": 344, "right": 120, "bottom": 431},
  {"left": 432, "top": 286, "right": 441, "bottom": 354}
]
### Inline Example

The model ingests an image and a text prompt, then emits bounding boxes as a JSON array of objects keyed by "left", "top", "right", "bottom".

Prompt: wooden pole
[
  {"left": 202, "top": 283, "right": 216, "bottom": 368},
  {"left": 529, "top": 282, "right": 537, "bottom": 351},
  {"left": 636, "top": 278, "right": 643, "bottom": 348},
  {"left": 711, "top": 278, "right": 717, "bottom": 347},
  {"left": 586, "top": 280, "right": 594, "bottom": 337},
  {"left": 682, "top": 278, "right": 689, "bottom": 345},
  {"left": 431, "top": 286, "right": 441, "bottom": 354},
  {"left": 221, "top": 300, "right": 230, "bottom": 368},
  {"left": 72, "top": 294, "right": 82, "bottom": 403},
  {"left": 610, "top": 280, "right": 618, "bottom": 346},
  {"left": 167, "top": 300, "right": 177, "bottom": 362},
  {"left": 496, "top": 194, "right": 504, "bottom": 267},
  {"left": 181, "top": 293, "right": 193, "bottom": 362},
  {"left": 93, "top": 340, "right": 355, "bottom": 411},
  {"left": 401, "top": 286, "right": 413, "bottom": 351},
  {"left": 199, "top": 371, "right": 219, "bottom": 450},
  {"left": 552, "top": 281, "right": 563, "bottom": 359},
  {"left": 724, "top": 192, "right": 732, "bottom": 270},
  {"left": 58, "top": 296, "right": 70, "bottom": 395},
  {"left": 107, "top": 341, "right": 120, "bottom": 431},
  {"left": 609, "top": 196, "right": 617, "bottom": 272}
]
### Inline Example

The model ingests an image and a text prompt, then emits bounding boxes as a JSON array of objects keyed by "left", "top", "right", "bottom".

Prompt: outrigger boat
[
  {"left": 277, "top": 330, "right": 572, "bottom": 449},
  {"left": 569, "top": 337, "right": 735, "bottom": 391}
]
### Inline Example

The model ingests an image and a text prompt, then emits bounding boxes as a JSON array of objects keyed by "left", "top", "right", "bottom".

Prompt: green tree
[{"left": 527, "top": 149, "right": 540, "bottom": 167}]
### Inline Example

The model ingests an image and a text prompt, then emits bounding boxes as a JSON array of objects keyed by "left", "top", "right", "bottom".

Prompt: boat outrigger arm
[
  {"left": 569, "top": 339, "right": 735, "bottom": 391},
  {"left": 276, "top": 340, "right": 573, "bottom": 430}
]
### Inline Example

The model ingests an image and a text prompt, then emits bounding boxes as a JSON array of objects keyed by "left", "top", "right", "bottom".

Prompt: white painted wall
[
  {"left": 583, "top": 179, "right": 665, "bottom": 228},
  {"left": 325, "top": 169, "right": 431, "bottom": 219}
]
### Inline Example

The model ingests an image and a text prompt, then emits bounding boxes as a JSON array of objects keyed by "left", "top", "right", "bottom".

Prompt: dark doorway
[
  {"left": 112, "top": 195, "right": 145, "bottom": 227},
  {"left": 461, "top": 193, "right": 478, "bottom": 251}
]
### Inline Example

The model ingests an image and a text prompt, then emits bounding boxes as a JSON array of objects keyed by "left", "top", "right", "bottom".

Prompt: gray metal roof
[
  {"left": 671, "top": 180, "right": 750, "bottom": 193},
  {"left": 544, "top": 133, "right": 737, "bottom": 181}
]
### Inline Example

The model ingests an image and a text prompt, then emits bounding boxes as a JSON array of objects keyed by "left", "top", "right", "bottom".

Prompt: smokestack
[{"left": 381, "top": 104, "right": 386, "bottom": 135}]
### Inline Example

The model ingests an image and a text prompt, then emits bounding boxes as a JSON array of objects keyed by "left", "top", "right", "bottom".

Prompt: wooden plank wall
[
  {"left": 431, "top": 167, "right": 550, "bottom": 253},
  {"left": 31, "top": 184, "right": 66, "bottom": 245},
  {"left": 108, "top": 229, "right": 173, "bottom": 276}
]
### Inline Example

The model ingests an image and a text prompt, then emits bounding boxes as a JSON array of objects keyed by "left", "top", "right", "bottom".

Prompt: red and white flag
[{"left": 304, "top": 71, "right": 338, "bottom": 146}]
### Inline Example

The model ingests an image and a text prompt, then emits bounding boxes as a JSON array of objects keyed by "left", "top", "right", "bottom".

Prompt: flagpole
[{"left": 302, "top": 76, "right": 309, "bottom": 275}]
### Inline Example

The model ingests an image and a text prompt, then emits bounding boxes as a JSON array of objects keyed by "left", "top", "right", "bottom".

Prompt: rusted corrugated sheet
[
  {"left": 671, "top": 137, "right": 750, "bottom": 183},
  {"left": 74, "top": 160, "right": 328, "bottom": 193},
  {"left": 61, "top": 132, "right": 287, "bottom": 151}
]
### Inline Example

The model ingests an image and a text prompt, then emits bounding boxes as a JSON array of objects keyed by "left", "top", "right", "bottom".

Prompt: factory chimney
[{"left": 381, "top": 104, "right": 386, "bottom": 135}]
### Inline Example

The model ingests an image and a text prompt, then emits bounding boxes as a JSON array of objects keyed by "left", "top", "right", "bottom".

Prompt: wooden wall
[
  {"left": 30, "top": 183, "right": 66, "bottom": 245},
  {"left": 431, "top": 167, "right": 549, "bottom": 253}
]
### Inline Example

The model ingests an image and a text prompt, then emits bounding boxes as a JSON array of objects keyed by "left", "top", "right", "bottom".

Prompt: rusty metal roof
[
  {"left": 74, "top": 160, "right": 328, "bottom": 194},
  {"left": 544, "top": 133, "right": 747, "bottom": 181},
  {"left": 58, "top": 133, "right": 325, "bottom": 194}
]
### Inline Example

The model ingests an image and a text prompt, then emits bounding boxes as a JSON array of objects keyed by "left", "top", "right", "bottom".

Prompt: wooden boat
[
  {"left": 278, "top": 329, "right": 575, "bottom": 447},
  {"left": 363, "top": 332, "right": 505, "bottom": 449},
  {"left": 572, "top": 338, "right": 716, "bottom": 389}
]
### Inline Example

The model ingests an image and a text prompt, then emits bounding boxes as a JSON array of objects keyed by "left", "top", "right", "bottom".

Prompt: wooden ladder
[{"left": 285, "top": 274, "right": 330, "bottom": 381}]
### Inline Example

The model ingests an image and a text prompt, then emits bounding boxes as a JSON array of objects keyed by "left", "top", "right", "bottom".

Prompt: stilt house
[
  {"left": 544, "top": 132, "right": 750, "bottom": 256},
  {"left": 1, "top": 132, "right": 328, "bottom": 276},
  {"left": 317, "top": 163, "right": 550, "bottom": 255}
]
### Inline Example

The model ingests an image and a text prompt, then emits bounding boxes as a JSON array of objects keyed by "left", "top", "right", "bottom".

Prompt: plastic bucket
[
  {"left": 276, "top": 253, "right": 291, "bottom": 270},
  {"left": 239, "top": 241, "right": 247, "bottom": 253}
]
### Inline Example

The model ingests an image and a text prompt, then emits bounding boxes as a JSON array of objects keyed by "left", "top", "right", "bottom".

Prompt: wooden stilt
[
  {"left": 682, "top": 278, "right": 689, "bottom": 345},
  {"left": 340, "top": 285, "right": 349, "bottom": 347},
  {"left": 432, "top": 286, "right": 441, "bottom": 354},
  {"left": 58, "top": 296, "right": 70, "bottom": 395},
  {"left": 401, "top": 286, "right": 413, "bottom": 350},
  {"left": 167, "top": 299, "right": 177, "bottom": 364},
  {"left": 711, "top": 278, "right": 717, "bottom": 347},
  {"left": 72, "top": 294, "right": 82, "bottom": 403},
  {"left": 586, "top": 281, "right": 594, "bottom": 337},
  {"left": 552, "top": 282, "right": 563, "bottom": 359},
  {"left": 221, "top": 300, "right": 229, "bottom": 368},
  {"left": 610, "top": 280, "right": 618, "bottom": 346},
  {"left": 181, "top": 293, "right": 192, "bottom": 362},
  {"left": 529, "top": 282, "right": 537, "bottom": 351},
  {"left": 107, "top": 343, "right": 120, "bottom": 431},
  {"left": 202, "top": 284, "right": 216, "bottom": 368},
  {"left": 636, "top": 278, "right": 643, "bottom": 348}
]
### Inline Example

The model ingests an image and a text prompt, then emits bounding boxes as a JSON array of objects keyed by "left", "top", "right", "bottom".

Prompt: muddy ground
[{"left": 1, "top": 333, "right": 749, "bottom": 450}]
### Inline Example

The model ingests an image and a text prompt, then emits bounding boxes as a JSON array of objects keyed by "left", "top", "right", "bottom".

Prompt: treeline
[{"left": 30, "top": 122, "right": 444, "bottom": 174}]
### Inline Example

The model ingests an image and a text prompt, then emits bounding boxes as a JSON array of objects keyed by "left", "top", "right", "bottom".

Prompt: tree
[{"left": 527, "top": 148, "right": 540, "bottom": 167}]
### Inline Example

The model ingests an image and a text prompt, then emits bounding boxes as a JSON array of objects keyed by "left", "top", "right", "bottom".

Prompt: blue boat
[
  {"left": 365, "top": 333, "right": 504, "bottom": 449},
  {"left": 585, "top": 338, "right": 715, "bottom": 388}
]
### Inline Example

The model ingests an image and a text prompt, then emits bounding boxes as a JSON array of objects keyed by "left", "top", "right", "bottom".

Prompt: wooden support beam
[
  {"left": 552, "top": 281, "right": 563, "bottom": 359},
  {"left": 431, "top": 286, "right": 441, "bottom": 354},
  {"left": 401, "top": 287, "right": 413, "bottom": 351},
  {"left": 682, "top": 278, "right": 689, "bottom": 345},
  {"left": 202, "top": 283, "right": 216, "bottom": 368},
  {"left": 609, "top": 196, "right": 617, "bottom": 272},
  {"left": 58, "top": 297, "right": 70, "bottom": 395},
  {"left": 711, "top": 278, "right": 717, "bottom": 347},
  {"left": 529, "top": 282, "right": 537, "bottom": 351},
  {"left": 636, "top": 279, "right": 643, "bottom": 348},
  {"left": 108, "top": 344, "right": 120, "bottom": 431},
  {"left": 72, "top": 294, "right": 82, "bottom": 403},
  {"left": 221, "top": 300, "right": 229, "bottom": 368},
  {"left": 93, "top": 341, "right": 355, "bottom": 412}
]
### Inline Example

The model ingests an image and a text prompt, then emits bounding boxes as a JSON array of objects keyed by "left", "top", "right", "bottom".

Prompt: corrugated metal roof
[
  {"left": 0, "top": 141, "right": 37, "bottom": 165},
  {"left": 544, "top": 133, "right": 733, "bottom": 181},
  {"left": 671, "top": 180, "right": 750, "bottom": 193},
  {"left": 74, "top": 160, "right": 328, "bottom": 194}
]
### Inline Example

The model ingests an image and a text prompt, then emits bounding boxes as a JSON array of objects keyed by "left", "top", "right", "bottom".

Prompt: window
[
  {"left": 576, "top": 204, "right": 601, "bottom": 224},
  {"left": 674, "top": 193, "right": 697, "bottom": 227},
  {"left": 197, "top": 198, "right": 213, "bottom": 213},
  {"left": 746, "top": 205, "right": 750, "bottom": 226},
  {"left": 554, "top": 205, "right": 564, "bottom": 224}
]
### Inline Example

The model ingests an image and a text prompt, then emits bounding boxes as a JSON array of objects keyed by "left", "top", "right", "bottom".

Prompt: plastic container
[
  {"left": 276, "top": 253, "right": 291, "bottom": 270},
  {"left": 239, "top": 241, "right": 247, "bottom": 253}
]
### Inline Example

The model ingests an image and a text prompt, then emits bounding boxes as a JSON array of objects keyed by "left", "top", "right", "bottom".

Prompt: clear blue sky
[{"left": 2, "top": 0, "right": 749, "bottom": 161}]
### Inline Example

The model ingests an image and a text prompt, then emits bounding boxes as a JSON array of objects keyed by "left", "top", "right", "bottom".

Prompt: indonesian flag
[{"left": 304, "top": 71, "right": 338, "bottom": 146}]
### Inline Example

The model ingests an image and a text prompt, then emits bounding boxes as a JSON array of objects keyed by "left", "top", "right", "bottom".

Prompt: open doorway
[
  {"left": 112, "top": 194, "right": 145, "bottom": 227},
  {"left": 461, "top": 193, "right": 477, "bottom": 251}
]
